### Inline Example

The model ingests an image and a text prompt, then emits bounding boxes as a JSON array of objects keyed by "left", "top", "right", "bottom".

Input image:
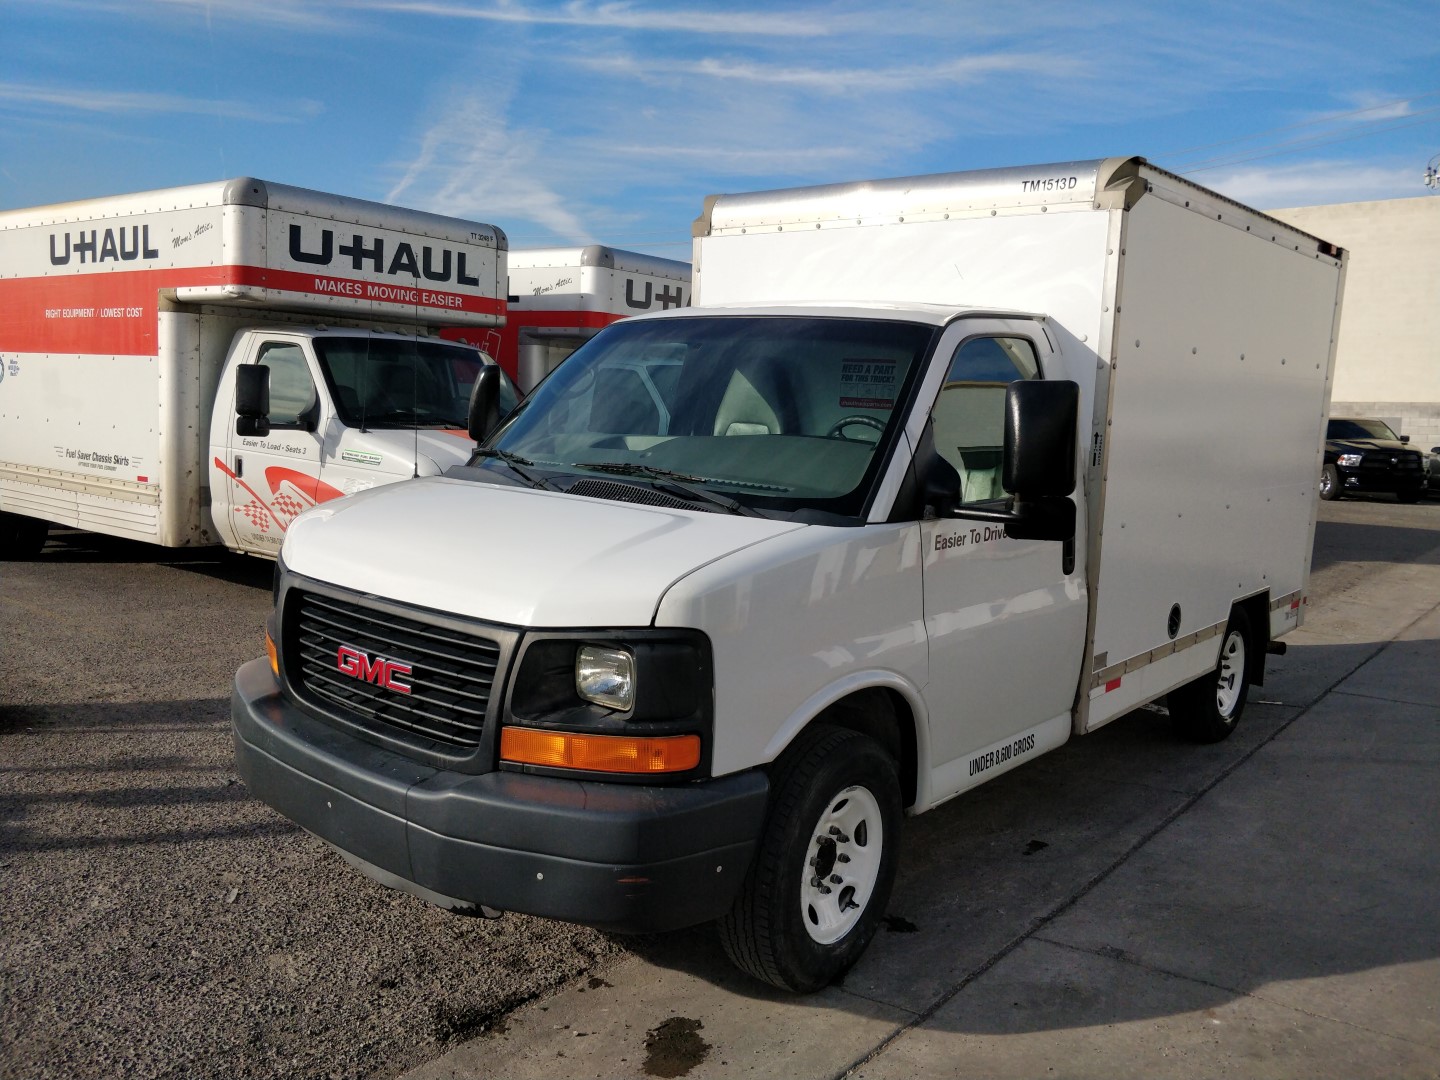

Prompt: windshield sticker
[{"left": 839, "top": 359, "right": 897, "bottom": 409}]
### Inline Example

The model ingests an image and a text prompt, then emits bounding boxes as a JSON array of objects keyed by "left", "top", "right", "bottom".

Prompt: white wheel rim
[
  {"left": 1216, "top": 629, "right": 1245, "bottom": 717},
  {"left": 1321, "top": 470, "right": 1332, "bottom": 495},
  {"left": 799, "top": 784, "right": 884, "bottom": 945}
]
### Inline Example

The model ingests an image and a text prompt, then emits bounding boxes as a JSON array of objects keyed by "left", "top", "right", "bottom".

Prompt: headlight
[
  {"left": 576, "top": 645, "right": 635, "bottom": 711},
  {"left": 1337, "top": 453, "right": 1363, "bottom": 467}
]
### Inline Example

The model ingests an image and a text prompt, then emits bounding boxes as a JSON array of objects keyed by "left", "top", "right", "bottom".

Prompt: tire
[
  {"left": 1318, "top": 465, "right": 1341, "bottom": 501},
  {"left": 0, "top": 512, "right": 48, "bottom": 560},
  {"left": 1169, "top": 608, "right": 1251, "bottom": 743},
  {"left": 719, "top": 725, "right": 902, "bottom": 992},
  {"left": 1397, "top": 489, "right": 1421, "bottom": 505}
]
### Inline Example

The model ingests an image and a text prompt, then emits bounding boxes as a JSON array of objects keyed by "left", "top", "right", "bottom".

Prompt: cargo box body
[{"left": 694, "top": 157, "right": 1343, "bottom": 731}]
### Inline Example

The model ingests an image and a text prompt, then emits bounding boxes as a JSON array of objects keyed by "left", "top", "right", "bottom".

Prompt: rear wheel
[
  {"left": 1397, "top": 489, "right": 1421, "bottom": 505},
  {"left": 1318, "top": 465, "right": 1341, "bottom": 501},
  {"left": 0, "top": 512, "right": 48, "bottom": 560},
  {"left": 1169, "top": 608, "right": 1251, "bottom": 743},
  {"left": 719, "top": 725, "right": 901, "bottom": 992}
]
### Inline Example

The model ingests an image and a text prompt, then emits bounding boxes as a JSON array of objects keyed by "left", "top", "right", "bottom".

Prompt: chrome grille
[
  {"left": 290, "top": 590, "right": 501, "bottom": 747},
  {"left": 1358, "top": 452, "right": 1422, "bottom": 472}
]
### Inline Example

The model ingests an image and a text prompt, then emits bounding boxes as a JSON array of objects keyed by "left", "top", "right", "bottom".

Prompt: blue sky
[{"left": 3, "top": 0, "right": 1437, "bottom": 256}]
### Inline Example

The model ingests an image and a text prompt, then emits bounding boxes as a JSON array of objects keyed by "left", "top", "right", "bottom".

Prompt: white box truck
[
  {"left": 443, "top": 245, "right": 690, "bottom": 392},
  {"left": 0, "top": 178, "right": 510, "bottom": 559},
  {"left": 232, "top": 157, "right": 1345, "bottom": 991}
]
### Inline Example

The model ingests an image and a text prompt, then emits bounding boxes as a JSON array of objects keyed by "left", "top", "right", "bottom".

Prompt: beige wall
[{"left": 1270, "top": 197, "right": 1440, "bottom": 449}]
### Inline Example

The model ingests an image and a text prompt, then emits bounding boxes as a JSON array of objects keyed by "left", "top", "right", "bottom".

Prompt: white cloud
[
  {"left": 1203, "top": 160, "right": 1428, "bottom": 209},
  {"left": 344, "top": 0, "right": 831, "bottom": 36},
  {"left": 577, "top": 52, "right": 1077, "bottom": 95},
  {"left": 0, "top": 81, "right": 323, "bottom": 123},
  {"left": 15, "top": 0, "right": 346, "bottom": 30},
  {"left": 387, "top": 89, "right": 592, "bottom": 241}
]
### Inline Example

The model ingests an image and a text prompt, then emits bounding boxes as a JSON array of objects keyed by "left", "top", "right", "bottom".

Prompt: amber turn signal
[
  {"left": 500, "top": 727, "right": 700, "bottom": 774},
  {"left": 265, "top": 629, "right": 279, "bottom": 678}
]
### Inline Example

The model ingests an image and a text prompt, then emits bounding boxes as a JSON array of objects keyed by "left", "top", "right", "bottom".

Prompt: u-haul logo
[
  {"left": 288, "top": 225, "right": 481, "bottom": 286},
  {"left": 49, "top": 226, "right": 160, "bottom": 265},
  {"left": 336, "top": 644, "right": 413, "bottom": 694},
  {"left": 624, "top": 279, "right": 686, "bottom": 310}
]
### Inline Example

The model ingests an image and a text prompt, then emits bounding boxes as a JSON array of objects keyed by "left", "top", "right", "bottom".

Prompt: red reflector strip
[{"left": 1105, "top": 677, "right": 1123, "bottom": 693}]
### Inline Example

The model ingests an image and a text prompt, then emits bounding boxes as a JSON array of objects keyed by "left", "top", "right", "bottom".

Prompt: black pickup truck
[{"left": 1321, "top": 417, "right": 1426, "bottom": 503}]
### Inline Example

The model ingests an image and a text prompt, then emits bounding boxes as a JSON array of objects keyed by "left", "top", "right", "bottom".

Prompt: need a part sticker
[{"left": 839, "top": 359, "right": 896, "bottom": 410}]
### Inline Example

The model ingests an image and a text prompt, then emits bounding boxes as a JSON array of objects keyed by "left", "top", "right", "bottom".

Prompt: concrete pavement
[{"left": 404, "top": 507, "right": 1440, "bottom": 1080}]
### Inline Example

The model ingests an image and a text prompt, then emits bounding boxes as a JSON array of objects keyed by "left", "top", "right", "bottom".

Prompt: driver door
[
  {"left": 918, "top": 321, "right": 1087, "bottom": 796},
  {"left": 221, "top": 339, "right": 336, "bottom": 556}
]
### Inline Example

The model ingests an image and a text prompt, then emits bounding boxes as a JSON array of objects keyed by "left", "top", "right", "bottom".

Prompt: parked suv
[{"left": 1321, "top": 417, "right": 1426, "bottom": 503}]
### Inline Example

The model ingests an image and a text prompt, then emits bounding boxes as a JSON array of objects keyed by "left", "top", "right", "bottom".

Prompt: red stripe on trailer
[
  {"left": 504, "top": 310, "right": 622, "bottom": 330},
  {"left": 0, "top": 266, "right": 503, "bottom": 357}
]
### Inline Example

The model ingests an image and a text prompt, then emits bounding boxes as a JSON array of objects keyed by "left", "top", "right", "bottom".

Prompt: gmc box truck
[
  {"left": 0, "top": 178, "right": 509, "bottom": 559},
  {"left": 233, "top": 157, "right": 1345, "bottom": 991}
]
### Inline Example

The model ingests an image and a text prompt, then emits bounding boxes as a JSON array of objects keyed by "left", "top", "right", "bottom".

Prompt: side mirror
[
  {"left": 951, "top": 379, "right": 1079, "bottom": 544},
  {"left": 1400, "top": 434, "right": 1410, "bottom": 444},
  {"left": 1004, "top": 379, "right": 1078, "bottom": 498},
  {"left": 466, "top": 364, "right": 502, "bottom": 443},
  {"left": 235, "top": 364, "right": 271, "bottom": 438}
]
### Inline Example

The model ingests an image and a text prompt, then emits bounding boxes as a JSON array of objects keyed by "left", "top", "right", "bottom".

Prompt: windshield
[
  {"left": 486, "top": 315, "right": 938, "bottom": 519},
  {"left": 1328, "top": 417, "right": 1400, "bottom": 442},
  {"left": 314, "top": 337, "right": 519, "bottom": 429}
]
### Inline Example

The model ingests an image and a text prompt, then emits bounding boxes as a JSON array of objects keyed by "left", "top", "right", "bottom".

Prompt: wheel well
[
  {"left": 811, "top": 688, "right": 918, "bottom": 810},
  {"left": 1234, "top": 593, "right": 1270, "bottom": 688}
]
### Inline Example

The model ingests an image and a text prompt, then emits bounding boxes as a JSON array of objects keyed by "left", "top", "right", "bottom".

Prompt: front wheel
[
  {"left": 1318, "top": 465, "right": 1341, "bottom": 501},
  {"left": 1169, "top": 608, "right": 1252, "bottom": 743},
  {"left": 1397, "top": 489, "right": 1421, "bottom": 505},
  {"left": 719, "top": 725, "right": 901, "bottom": 992}
]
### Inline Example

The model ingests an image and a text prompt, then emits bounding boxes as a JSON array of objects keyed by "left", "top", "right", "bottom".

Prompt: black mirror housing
[
  {"left": 235, "top": 365, "right": 271, "bottom": 438},
  {"left": 949, "top": 379, "right": 1080, "bottom": 544},
  {"left": 1005, "top": 379, "right": 1078, "bottom": 498},
  {"left": 467, "top": 364, "right": 502, "bottom": 443},
  {"left": 1003, "top": 496, "right": 1076, "bottom": 542}
]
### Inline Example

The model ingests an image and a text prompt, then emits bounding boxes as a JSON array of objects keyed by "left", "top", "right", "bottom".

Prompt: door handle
[{"left": 234, "top": 455, "right": 243, "bottom": 478}]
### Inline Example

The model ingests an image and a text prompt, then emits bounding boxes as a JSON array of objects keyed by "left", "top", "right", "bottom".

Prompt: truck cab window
[
  {"left": 256, "top": 342, "right": 318, "bottom": 429},
  {"left": 930, "top": 336, "right": 1040, "bottom": 504}
]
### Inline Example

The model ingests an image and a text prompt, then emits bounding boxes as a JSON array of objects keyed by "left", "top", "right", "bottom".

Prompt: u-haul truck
[
  {"left": 233, "top": 158, "right": 1345, "bottom": 993},
  {"left": 0, "top": 177, "right": 508, "bottom": 559},
  {"left": 444, "top": 245, "right": 690, "bottom": 392}
]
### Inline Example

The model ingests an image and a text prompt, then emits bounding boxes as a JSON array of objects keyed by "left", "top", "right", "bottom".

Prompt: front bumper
[
  {"left": 232, "top": 659, "right": 768, "bottom": 932},
  {"left": 1335, "top": 466, "right": 1425, "bottom": 495}
]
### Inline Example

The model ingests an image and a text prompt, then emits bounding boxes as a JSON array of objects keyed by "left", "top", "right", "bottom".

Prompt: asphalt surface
[
  {"left": 0, "top": 533, "right": 625, "bottom": 1080},
  {"left": 2, "top": 495, "right": 1437, "bottom": 1079}
]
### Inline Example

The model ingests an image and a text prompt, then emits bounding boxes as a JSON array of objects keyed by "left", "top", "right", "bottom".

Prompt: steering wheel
[{"left": 826, "top": 414, "right": 887, "bottom": 440}]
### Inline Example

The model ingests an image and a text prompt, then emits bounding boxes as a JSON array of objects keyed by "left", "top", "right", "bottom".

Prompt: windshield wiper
[
  {"left": 573, "top": 461, "right": 761, "bottom": 517},
  {"left": 472, "top": 447, "right": 552, "bottom": 490}
]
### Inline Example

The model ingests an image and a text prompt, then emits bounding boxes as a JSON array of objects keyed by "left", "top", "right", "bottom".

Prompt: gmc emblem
[{"left": 336, "top": 644, "right": 413, "bottom": 694}]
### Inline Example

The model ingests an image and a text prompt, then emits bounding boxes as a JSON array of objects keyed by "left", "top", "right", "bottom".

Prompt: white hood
[
  {"left": 283, "top": 476, "right": 805, "bottom": 626},
  {"left": 341, "top": 427, "right": 474, "bottom": 475}
]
